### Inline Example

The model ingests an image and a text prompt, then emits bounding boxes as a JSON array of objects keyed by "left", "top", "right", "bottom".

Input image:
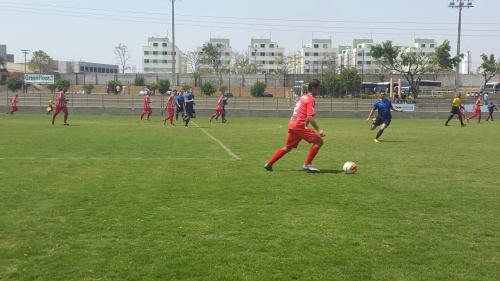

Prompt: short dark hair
[{"left": 308, "top": 79, "right": 321, "bottom": 91}]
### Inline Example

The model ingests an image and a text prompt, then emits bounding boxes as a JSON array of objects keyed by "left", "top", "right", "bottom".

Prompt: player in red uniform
[
  {"left": 7, "top": 94, "right": 18, "bottom": 114},
  {"left": 467, "top": 96, "right": 482, "bottom": 123},
  {"left": 140, "top": 94, "right": 153, "bottom": 121},
  {"left": 162, "top": 90, "right": 176, "bottom": 126},
  {"left": 264, "top": 79, "right": 325, "bottom": 173},
  {"left": 51, "top": 89, "right": 69, "bottom": 125},
  {"left": 209, "top": 93, "right": 225, "bottom": 123}
]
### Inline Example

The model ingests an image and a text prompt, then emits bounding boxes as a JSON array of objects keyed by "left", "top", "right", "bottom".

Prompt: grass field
[{"left": 0, "top": 114, "right": 499, "bottom": 281}]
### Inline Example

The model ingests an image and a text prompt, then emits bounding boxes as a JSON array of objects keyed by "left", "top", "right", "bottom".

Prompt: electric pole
[
  {"left": 449, "top": 0, "right": 474, "bottom": 95},
  {"left": 21, "top": 49, "right": 30, "bottom": 74},
  {"left": 171, "top": 0, "right": 176, "bottom": 86}
]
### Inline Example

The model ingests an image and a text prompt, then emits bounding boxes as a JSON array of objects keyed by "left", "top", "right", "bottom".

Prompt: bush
[
  {"left": 134, "top": 75, "right": 145, "bottom": 86},
  {"left": 157, "top": 79, "right": 170, "bottom": 95},
  {"left": 108, "top": 80, "right": 123, "bottom": 94},
  {"left": 218, "top": 85, "right": 227, "bottom": 94},
  {"left": 201, "top": 82, "right": 216, "bottom": 96},
  {"left": 251, "top": 81, "right": 266, "bottom": 97},
  {"left": 182, "top": 84, "right": 191, "bottom": 91},
  {"left": 82, "top": 84, "right": 94, "bottom": 94},
  {"left": 55, "top": 79, "right": 70, "bottom": 91},
  {"left": 146, "top": 82, "right": 158, "bottom": 94},
  {"left": 6, "top": 76, "right": 23, "bottom": 92}
]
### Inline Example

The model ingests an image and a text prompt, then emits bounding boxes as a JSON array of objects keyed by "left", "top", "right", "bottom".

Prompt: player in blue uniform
[
  {"left": 366, "top": 92, "right": 403, "bottom": 143},
  {"left": 175, "top": 91, "right": 185, "bottom": 121},
  {"left": 183, "top": 88, "right": 196, "bottom": 128}
]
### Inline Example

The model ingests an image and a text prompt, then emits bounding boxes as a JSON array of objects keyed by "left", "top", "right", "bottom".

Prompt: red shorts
[
  {"left": 53, "top": 106, "right": 68, "bottom": 115},
  {"left": 167, "top": 108, "right": 174, "bottom": 115},
  {"left": 10, "top": 106, "right": 17, "bottom": 112},
  {"left": 285, "top": 128, "right": 322, "bottom": 149},
  {"left": 142, "top": 107, "right": 152, "bottom": 114}
]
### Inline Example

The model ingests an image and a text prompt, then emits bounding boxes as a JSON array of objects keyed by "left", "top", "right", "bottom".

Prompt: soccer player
[
  {"left": 140, "top": 94, "right": 152, "bottom": 121},
  {"left": 264, "top": 79, "right": 325, "bottom": 173},
  {"left": 7, "top": 94, "right": 18, "bottom": 114},
  {"left": 183, "top": 88, "right": 195, "bottom": 128},
  {"left": 486, "top": 101, "right": 498, "bottom": 121},
  {"left": 366, "top": 92, "right": 403, "bottom": 143},
  {"left": 209, "top": 93, "right": 225, "bottom": 123},
  {"left": 445, "top": 94, "right": 466, "bottom": 127},
  {"left": 162, "top": 90, "right": 176, "bottom": 126},
  {"left": 175, "top": 90, "right": 185, "bottom": 121},
  {"left": 51, "top": 89, "right": 69, "bottom": 125},
  {"left": 467, "top": 96, "right": 482, "bottom": 123}
]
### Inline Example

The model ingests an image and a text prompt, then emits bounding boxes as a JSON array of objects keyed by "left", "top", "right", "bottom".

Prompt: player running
[
  {"left": 467, "top": 96, "right": 482, "bottom": 124},
  {"left": 51, "top": 89, "right": 69, "bottom": 125},
  {"left": 445, "top": 94, "right": 466, "bottom": 127},
  {"left": 175, "top": 90, "right": 185, "bottom": 121},
  {"left": 140, "top": 94, "right": 152, "bottom": 121},
  {"left": 162, "top": 90, "right": 176, "bottom": 126},
  {"left": 486, "top": 101, "right": 498, "bottom": 121},
  {"left": 366, "top": 92, "right": 403, "bottom": 143},
  {"left": 209, "top": 93, "right": 225, "bottom": 123},
  {"left": 183, "top": 88, "right": 195, "bottom": 128},
  {"left": 7, "top": 94, "right": 18, "bottom": 115},
  {"left": 264, "top": 79, "right": 325, "bottom": 173}
]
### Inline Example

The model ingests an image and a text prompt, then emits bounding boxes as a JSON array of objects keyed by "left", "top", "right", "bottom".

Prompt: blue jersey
[
  {"left": 176, "top": 95, "right": 185, "bottom": 108},
  {"left": 488, "top": 103, "right": 497, "bottom": 111},
  {"left": 184, "top": 92, "right": 194, "bottom": 110},
  {"left": 373, "top": 99, "right": 393, "bottom": 119}
]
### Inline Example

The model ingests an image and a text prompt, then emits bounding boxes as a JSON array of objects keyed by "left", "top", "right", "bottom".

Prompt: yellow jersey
[{"left": 452, "top": 97, "right": 461, "bottom": 107}]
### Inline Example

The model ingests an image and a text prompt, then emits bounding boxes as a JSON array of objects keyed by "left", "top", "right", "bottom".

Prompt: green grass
[{"left": 0, "top": 114, "right": 499, "bottom": 281}]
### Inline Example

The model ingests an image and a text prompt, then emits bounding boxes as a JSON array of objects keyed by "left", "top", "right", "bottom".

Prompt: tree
[
  {"left": 157, "top": 79, "right": 171, "bottom": 95},
  {"left": 115, "top": 43, "right": 131, "bottom": 74},
  {"left": 28, "top": 50, "right": 53, "bottom": 74},
  {"left": 82, "top": 84, "right": 94, "bottom": 94},
  {"left": 134, "top": 75, "right": 145, "bottom": 86},
  {"left": 146, "top": 82, "right": 158, "bottom": 95},
  {"left": 429, "top": 40, "right": 461, "bottom": 73},
  {"left": 202, "top": 43, "right": 223, "bottom": 83},
  {"left": 6, "top": 76, "right": 23, "bottom": 92},
  {"left": 201, "top": 81, "right": 216, "bottom": 96},
  {"left": 250, "top": 81, "right": 267, "bottom": 97},
  {"left": 108, "top": 80, "right": 123, "bottom": 94},
  {"left": 319, "top": 68, "right": 361, "bottom": 98},
  {"left": 187, "top": 51, "right": 202, "bottom": 86},
  {"left": 478, "top": 54, "right": 500, "bottom": 91},
  {"left": 218, "top": 85, "right": 227, "bottom": 94},
  {"left": 233, "top": 53, "right": 254, "bottom": 74},
  {"left": 55, "top": 79, "right": 70, "bottom": 91}
]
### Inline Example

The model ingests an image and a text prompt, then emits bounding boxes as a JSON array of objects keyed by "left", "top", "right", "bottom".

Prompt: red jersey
[
  {"left": 143, "top": 96, "right": 151, "bottom": 109},
  {"left": 288, "top": 93, "right": 316, "bottom": 130},
  {"left": 215, "top": 95, "right": 224, "bottom": 110},
  {"left": 10, "top": 96, "right": 18, "bottom": 106},
  {"left": 165, "top": 95, "right": 175, "bottom": 110},
  {"left": 473, "top": 97, "right": 481, "bottom": 112},
  {"left": 56, "top": 91, "right": 67, "bottom": 107}
]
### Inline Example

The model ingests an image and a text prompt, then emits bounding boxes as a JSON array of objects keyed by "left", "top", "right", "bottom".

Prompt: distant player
[
  {"left": 51, "top": 89, "right": 69, "bottom": 125},
  {"left": 264, "top": 79, "right": 325, "bottom": 173},
  {"left": 7, "top": 94, "right": 18, "bottom": 114},
  {"left": 467, "top": 96, "right": 482, "bottom": 123},
  {"left": 175, "top": 90, "right": 185, "bottom": 121},
  {"left": 183, "top": 88, "right": 195, "bottom": 128},
  {"left": 140, "top": 94, "right": 152, "bottom": 121},
  {"left": 486, "top": 101, "right": 498, "bottom": 121},
  {"left": 209, "top": 93, "right": 225, "bottom": 123},
  {"left": 366, "top": 92, "right": 403, "bottom": 143},
  {"left": 445, "top": 94, "right": 466, "bottom": 127},
  {"left": 162, "top": 90, "right": 176, "bottom": 126},
  {"left": 46, "top": 99, "right": 54, "bottom": 114}
]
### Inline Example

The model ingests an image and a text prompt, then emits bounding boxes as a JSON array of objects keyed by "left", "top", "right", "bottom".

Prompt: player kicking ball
[
  {"left": 264, "top": 79, "right": 325, "bottom": 173},
  {"left": 366, "top": 92, "right": 403, "bottom": 143}
]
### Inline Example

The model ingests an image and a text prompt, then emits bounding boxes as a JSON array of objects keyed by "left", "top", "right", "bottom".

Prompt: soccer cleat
[
  {"left": 63, "top": 123, "right": 69, "bottom": 126},
  {"left": 264, "top": 163, "right": 273, "bottom": 172},
  {"left": 303, "top": 165, "right": 320, "bottom": 173},
  {"left": 374, "top": 139, "right": 380, "bottom": 143}
]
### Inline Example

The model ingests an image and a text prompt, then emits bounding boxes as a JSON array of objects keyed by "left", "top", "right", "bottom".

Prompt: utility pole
[
  {"left": 171, "top": 0, "right": 176, "bottom": 86},
  {"left": 21, "top": 49, "right": 30, "bottom": 93},
  {"left": 449, "top": 0, "right": 474, "bottom": 95}
]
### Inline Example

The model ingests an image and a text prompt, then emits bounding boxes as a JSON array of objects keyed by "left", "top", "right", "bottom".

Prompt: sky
[{"left": 1, "top": 0, "right": 499, "bottom": 71}]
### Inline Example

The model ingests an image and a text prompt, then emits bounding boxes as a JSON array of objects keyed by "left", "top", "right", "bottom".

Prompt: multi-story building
[
  {"left": 248, "top": 38, "right": 285, "bottom": 74},
  {"left": 290, "top": 39, "right": 338, "bottom": 74},
  {"left": 406, "top": 38, "right": 436, "bottom": 56},
  {"left": 56, "top": 61, "right": 118, "bottom": 74},
  {"left": 197, "top": 38, "right": 235, "bottom": 73},
  {"left": 142, "top": 37, "right": 186, "bottom": 74},
  {"left": 337, "top": 39, "right": 378, "bottom": 73},
  {"left": 0, "top": 44, "right": 15, "bottom": 63},
  {"left": 460, "top": 51, "right": 472, "bottom": 74}
]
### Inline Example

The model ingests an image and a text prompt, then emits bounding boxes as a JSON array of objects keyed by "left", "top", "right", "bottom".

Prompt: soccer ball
[{"left": 343, "top": 161, "right": 357, "bottom": 174}]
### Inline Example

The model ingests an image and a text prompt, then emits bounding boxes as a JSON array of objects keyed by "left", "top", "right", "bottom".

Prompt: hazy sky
[{"left": 1, "top": 0, "right": 499, "bottom": 71}]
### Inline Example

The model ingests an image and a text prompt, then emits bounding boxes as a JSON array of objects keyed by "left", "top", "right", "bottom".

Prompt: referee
[{"left": 445, "top": 94, "right": 466, "bottom": 127}]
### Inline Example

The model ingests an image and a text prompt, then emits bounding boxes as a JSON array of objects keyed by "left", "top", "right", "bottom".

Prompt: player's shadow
[
  {"left": 290, "top": 169, "right": 343, "bottom": 174},
  {"left": 379, "top": 140, "right": 408, "bottom": 143}
]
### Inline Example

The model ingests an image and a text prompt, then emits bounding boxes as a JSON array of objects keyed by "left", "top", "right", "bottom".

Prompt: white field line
[
  {"left": 191, "top": 121, "right": 241, "bottom": 161},
  {"left": 0, "top": 157, "right": 234, "bottom": 161}
]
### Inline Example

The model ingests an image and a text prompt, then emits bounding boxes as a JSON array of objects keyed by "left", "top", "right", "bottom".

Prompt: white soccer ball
[{"left": 343, "top": 161, "right": 358, "bottom": 174}]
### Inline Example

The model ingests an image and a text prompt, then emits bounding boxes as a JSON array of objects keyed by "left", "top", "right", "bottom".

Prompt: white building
[
  {"left": 197, "top": 38, "right": 235, "bottom": 73},
  {"left": 460, "top": 50, "right": 472, "bottom": 74},
  {"left": 0, "top": 44, "right": 14, "bottom": 63},
  {"left": 142, "top": 37, "right": 186, "bottom": 74},
  {"left": 56, "top": 61, "right": 118, "bottom": 74},
  {"left": 290, "top": 39, "right": 338, "bottom": 74},
  {"left": 337, "top": 39, "right": 378, "bottom": 73},
  {"left": 248, "top": 38, "right": 285, "bottom": 74}
]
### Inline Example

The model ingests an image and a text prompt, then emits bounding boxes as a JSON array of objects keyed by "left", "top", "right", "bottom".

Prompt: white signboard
[
  {"left": 393, "top": 104, "right": 415, "bottom": 112},
  {"left": 463, "top": 104, "right": 489, "bottom": 113},
  {"left": 24, "top": 74, "right": 55, "bottom": 85}
]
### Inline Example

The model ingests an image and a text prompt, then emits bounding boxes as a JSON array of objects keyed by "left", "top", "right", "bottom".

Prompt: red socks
[
  {"left": 268, "top": 149, "right": 287, "bottom": 166},
  {"left": 305, "top": 144, "right": 320, "bottom": 166}
]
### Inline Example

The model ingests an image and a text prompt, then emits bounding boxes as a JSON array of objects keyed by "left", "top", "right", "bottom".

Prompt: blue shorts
[{"left": 374, "top": 116, "right": 391, "bottom": 127}]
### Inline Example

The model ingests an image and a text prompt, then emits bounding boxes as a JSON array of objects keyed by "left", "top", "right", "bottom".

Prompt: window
[
  {"left": 261, "top": 61, "right": 266, "bottom": 65},
  {"left": 271, "top": 52, "right": 275, "bottom": 56},
  {"left": 270, "top": 44, "right": 274, "bottom": 48},
  {"left": 421, "top": 44, "right": 426, "bottom": 48},
  {"left": 305, "top": 60, "right": 309, "bottom": 64},
  {"left": 430, "top": 44, "right": 435, "bottom": 48},
  {"left": 305, "top": 69, "right": 310, "bottom": 73},
  {"left": 162, "top": 43, "right": 167, "bottom": 47},
  {"left": 313, "top": 52, "right": 319, "bottom": 57},
  {"left": 269, "top": 61, "right": 274, "bottom": 65},
  {"left": 162, "top": 60, "right": 168, "bottom": 64},
  {"left": 144, "top": 59, "right": 150, "bottom": 63},
  {"left": 251, "top": 52, "right": 256, "bottom": 56},
  {"left": 366, "top": 61, "right": 372, "bottom": 65},
  {"left": 80, "top": 66, "right": 84, "bottom": 72},
  {"left": 305, "top": 52, "right": 310, "bottom": 56},
  {"left": 323, "top": 44, "right": 328, "bottom": 48},
  {"left": 162, "top": 51, "right": 168, "bottom": 55},
  {"left": 153, "top": 59, "right": 159, "bottom": 64},
  {"left": 84, "top": 66, "right": 89, "bottom": 72},
  {"left": 106, "top": 69, "right": 110, "bottom": 73},
  {"left": 144, "top": 51, "right": 150, "bottom": 55},
  {"left": 153, "top": 43, "right": 158, "bottom": 47},
  {"left": 358, "top": 52, "right": 363, "bottom": 57},
  {"left": 314, "top": 44, "right": 319, "bottom": 48},
  {"left": 153, "top": 51, "right": 158, "bottom": 55},
  {"left": 260, "top": 44, "right": 265, "bottom": 48},
  {"left": 357, "top": 61, "right": 363, "bottom": 65},
  {"left": 260, "top": 52, "right": 265, "bottom": 56}
]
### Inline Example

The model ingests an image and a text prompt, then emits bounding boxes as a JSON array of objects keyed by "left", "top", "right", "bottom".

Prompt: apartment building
[
  {"left": 197, "top": 38, "right": 235, "bottom": 73},
  {"left": 337, "top": 39, "right": 379, "bottom": 73},
  {"left": 290, "top": 39, "right": 338, "bottom": 74},
  {"left": 56, "top": 61, "right": 118, "bottom": 74},
  {"left": 0, "top": 44, "right": 15, "bottom": 63},
  {"left": 248, "top": 38, "right": 285, "bottom": 74},
  {"left": 142, "top": 37, "right": 186, "bottom": 74}
]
